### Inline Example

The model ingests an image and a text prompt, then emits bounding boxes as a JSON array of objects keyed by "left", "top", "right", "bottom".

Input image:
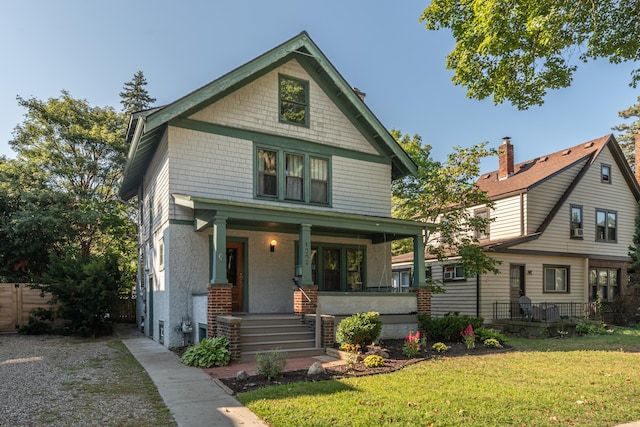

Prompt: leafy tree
[
  {"left": 612, "top": 95, "right": 640, "bottom": 169},
  {"left": 119, "top": 70, "right": 156, "bottom": 114},
  {"left": 421, "top": 1, "right": 640, "bottom": 109},
  {"left": 10, "top": 91, "right": 130, "bottom": 258},
  {"left": 391, "top": 130, "right": 500, "bottom": 278}
]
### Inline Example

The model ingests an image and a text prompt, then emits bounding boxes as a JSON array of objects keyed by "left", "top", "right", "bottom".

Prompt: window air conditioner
[
  {"left": 572, "top": 228, "right": 583, "bottom": 238},
  {"left": 444, "top": 271, "right": 454, "bottom": 280}
]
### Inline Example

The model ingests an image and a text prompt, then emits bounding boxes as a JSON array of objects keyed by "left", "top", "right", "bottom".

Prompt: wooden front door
[
  {"left": 226, "top": 242, "right": 245, "bottom": 312},
  {"left": 509, "top": 265, "right": 525, "bottom": 316}
]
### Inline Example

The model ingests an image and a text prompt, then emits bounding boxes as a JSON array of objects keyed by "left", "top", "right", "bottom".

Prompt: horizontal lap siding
[
  {"left": 487, "top": 196, "right": 523, "bottom": 240},
  {"left": 517, "top": 148, "right": 635, "bottom": 259},
  {"left": 428, "top": 263, "right": 477, "bottom": 317}
]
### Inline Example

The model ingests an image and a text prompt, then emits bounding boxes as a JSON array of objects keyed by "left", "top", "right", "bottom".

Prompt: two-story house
[
  {"left": 393, "top": 135, "right": 640, "bottom": 322},
  {"left": 119, "top": 32, "right": 430, "bottom": 353}
]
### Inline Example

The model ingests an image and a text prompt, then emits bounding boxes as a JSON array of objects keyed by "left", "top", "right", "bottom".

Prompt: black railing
[{"left": 493, "top": 302, "right": 596, "bottom": 322}]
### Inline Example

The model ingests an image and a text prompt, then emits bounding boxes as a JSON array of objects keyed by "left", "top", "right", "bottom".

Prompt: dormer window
[
  {"left": 279, "top": 75, "right": 308, "bottom": 126},
  {"left": 601, "top": 164, "right": 611, "bottom": 183}
]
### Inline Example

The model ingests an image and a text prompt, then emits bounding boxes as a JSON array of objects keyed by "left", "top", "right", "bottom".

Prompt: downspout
[
  {"left": 520, "top": 192, "right": 525, "bottom": 236},
  {"left": 476, "top": 274, "right": 481, "bottom": 318}
]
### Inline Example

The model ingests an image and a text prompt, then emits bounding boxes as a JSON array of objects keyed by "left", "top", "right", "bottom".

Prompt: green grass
[{"left": 237, "top": 327, "right": 640, "bottom": 427}]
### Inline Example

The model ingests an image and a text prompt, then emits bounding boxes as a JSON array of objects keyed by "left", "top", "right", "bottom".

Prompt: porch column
[
  {"left": 412, "top": 232, "right": 426, "bottom": 287},
  {"left": 210, "top": 216, "right": 228, "bottom": 284},
  {"left": 298, "top": 223, "right": 313, "bottom": 286}
]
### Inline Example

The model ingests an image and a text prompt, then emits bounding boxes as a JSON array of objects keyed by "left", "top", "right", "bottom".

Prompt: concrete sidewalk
[{"left": 117, "top": 326, "right": 267, "bottom": 427}]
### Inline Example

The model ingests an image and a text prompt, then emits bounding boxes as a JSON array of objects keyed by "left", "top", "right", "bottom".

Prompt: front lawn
[{"left": 237, "top": 327, "right": 640, "bottom": 427}]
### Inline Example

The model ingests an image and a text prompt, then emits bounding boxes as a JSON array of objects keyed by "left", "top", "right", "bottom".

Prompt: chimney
[
  {"left": 636, "top": 133, "right": 640, "bottom": 184},
  {"left": 499, "top": 137, "right": 514, "bottom": 180}
]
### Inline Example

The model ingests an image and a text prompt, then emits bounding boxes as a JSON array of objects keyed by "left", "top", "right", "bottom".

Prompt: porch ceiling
[{"left": 173, "top": 193, "right": 431, "bottom": 242}]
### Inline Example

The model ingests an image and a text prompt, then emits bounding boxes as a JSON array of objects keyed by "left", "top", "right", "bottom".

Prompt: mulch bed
[{"left": 218, "top": 339, "right": 513, "bottom": 394}]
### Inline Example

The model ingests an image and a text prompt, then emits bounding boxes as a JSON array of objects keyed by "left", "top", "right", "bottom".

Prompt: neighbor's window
[
  {"left": 474, "top": 208, "right": 489, "bottom": 240},
  {"left": 279, "top": 75, "right": 308, "bottom": 126},
  {"left": 285, "top": 153, "right": 304, "bottom": 201},
  {"left": 544, "top": 265, "right": 569, "bottom": 293},
  {"left": 589, "top": 268, "right": 620, "bottom": 301},
  {"left": 601, "top": 164, "right": 611, "bottom": 183},
  {"left": 570, "top": 205, "right": 583, "bottom": 239},
  {"left": 256, "top": 146, "right": 330, "bottom": 205},
  {"left": 596, "top": 209, "right": 617, "bottom": 242},
  {"left": 257, "top": 148, "right": 278, "bottom": 197},
  {"left": 443, "top": 265, "right": 465, "bottom": 281},
  {"left": 392, "top": 270, "right": 411, "bottom": 292}
]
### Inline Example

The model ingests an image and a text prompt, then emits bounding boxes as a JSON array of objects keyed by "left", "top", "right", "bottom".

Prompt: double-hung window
[
  {"left": 544, "top": 265, "right": 569, "bottom": 293},
  {"left": 279, "top": 75, "right": 308, "bottom": 126},
  {"left": 474, "top": 208, "right": 489, "bottom": 240},
  {"left": 601, "top": 164, "right": 612, "bottom": 183},
  {"left": 570, "top": 205, "right": 583, "bottom": 239},
  {"left": 596, "top": 209, "right": 617, "bottom": 242},
  {"left": 256, "top": 146, "right": 330, "bottom": 205}
]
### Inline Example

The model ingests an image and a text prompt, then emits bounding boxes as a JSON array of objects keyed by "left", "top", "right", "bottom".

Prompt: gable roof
[{"left": 119, "top": 31, "right": 417, "bottom": 200}]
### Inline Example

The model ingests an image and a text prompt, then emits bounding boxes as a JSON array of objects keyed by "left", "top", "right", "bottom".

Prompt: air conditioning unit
[
  {"left": 572, "top": 228, "right": 583, "bottom": 238},
  {"left": 443, "top": 270, "right": 454, "bottom": 280}
]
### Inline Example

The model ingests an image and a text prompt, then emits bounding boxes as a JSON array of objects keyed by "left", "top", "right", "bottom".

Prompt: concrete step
[
  {"left": 242, "top": 330, "right": 315, "bottom": 344},
  {"left": 239, "top": 314, "right": 301, "bottom": 327},
  {"left": 241, "top": 338, "right": 316, "bottom": 353},
  {"left": 241, "top": 324, "right": 310, "bottom": 335}
]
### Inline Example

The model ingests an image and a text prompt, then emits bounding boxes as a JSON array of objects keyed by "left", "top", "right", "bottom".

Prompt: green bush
[
  {"left": 475, "top": 328, "right": 508, "bottom": 344},
  {"left": 336, "top": 312, "right": 382, "bottom": 347},
  {"left": 432, "top": 342, "right": 448, "bottom": 353},
  {"left": 180, "top": 336, "right": 231, "bottom": 368},
  {"left": 255, "top": 349, "right": 287, "bottom": 380},
  {"left": 575, "top": 320, "right": 609, "bottom": 335},
  {"left": 418, "top": 312, "right": 484, "bottom": 342},
  {"left": 18, "top": 308, "right": 55, "bottom": 335},
  {"left": 483, "top": 338, "right": 502, "bottom": 348},
  {"left": 364, "top": 355, "right": 385, "bottom": 368}
]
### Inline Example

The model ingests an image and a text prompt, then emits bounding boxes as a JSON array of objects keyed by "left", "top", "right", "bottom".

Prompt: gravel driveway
[{"left": 0, "top": 329, "right": 175, "bottom": 426}]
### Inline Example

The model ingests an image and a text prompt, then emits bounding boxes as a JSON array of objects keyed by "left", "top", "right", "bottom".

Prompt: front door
[
  {"left": 509, "top": 265, "right": 525, "bottom": 317},
  {"left": 226, "top": 242, "right": 244, "bottom": 312}
]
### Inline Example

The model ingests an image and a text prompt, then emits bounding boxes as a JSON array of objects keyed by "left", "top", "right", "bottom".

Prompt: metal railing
[{"left": 493, "top": 301, "right": 596, "bottom": 322}]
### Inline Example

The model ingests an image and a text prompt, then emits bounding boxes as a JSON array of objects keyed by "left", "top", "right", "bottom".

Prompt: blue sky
[{"left": 1, "top": 0, "right": 638, "bottom": 173}]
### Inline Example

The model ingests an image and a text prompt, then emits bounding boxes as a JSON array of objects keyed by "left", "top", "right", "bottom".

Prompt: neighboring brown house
[{"left": 393, "top": 135, "right": 640, "bottom": 322}]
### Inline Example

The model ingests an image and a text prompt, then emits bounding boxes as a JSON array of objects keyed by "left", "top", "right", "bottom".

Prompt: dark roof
[{"left": 119, "top": 31, "right": 417, "bottom": 200}]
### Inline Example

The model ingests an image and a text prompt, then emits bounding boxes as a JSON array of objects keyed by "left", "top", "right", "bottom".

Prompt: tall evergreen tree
[
  {"left": 119, "top": 70, "right": 156, "bottom": 114},
  {"left": 612, "top": 96, "right": 640, "bottom": 170}
]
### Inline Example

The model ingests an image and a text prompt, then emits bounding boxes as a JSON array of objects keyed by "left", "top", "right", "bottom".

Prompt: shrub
[
  {"left": 461, "top": 324, "right": 476, "bottom": 349},
  {"left": 180, "top": 336, "right": 231, "bottom": 368},
  {"left": 483, "top": 338, "right": 502, "bottom": 348},
  {"left": 575, "top": 320, "right": 609, "bottom": 335},
  {"left": 418, "top": 312, "right": 484, "bottom": 342},
  {"left": 18, "top": 308, "right": 55, "bottom": 335},
  {"left": 255, "top": 349, "right": 287, "bottom": 380},
  {"left": 402, "top": 330, "right": 425, "bottom": 358},
  {"left": 364, "top": 355, "right": 385, "bottom": 368},
  {"left": 336, "top": 312, "right": 382, "bottom": 347},
  {"left": 432, "top": 342, "right": 448, "bottom": 353},
  {"left": 475, "top": 328, "right": 508, "bottom": 344}
]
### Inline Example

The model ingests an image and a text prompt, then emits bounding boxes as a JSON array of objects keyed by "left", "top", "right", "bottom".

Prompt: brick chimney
[
  {"left": 499, "top": 136, "right": 514, "bottom": 180},
  {"left": 635, "top": 133, "right": 640, "bottom": 184}
]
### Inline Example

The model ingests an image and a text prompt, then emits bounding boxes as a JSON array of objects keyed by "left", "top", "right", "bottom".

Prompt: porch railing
[{"left": 493, "top": 302, "right": 596, "bottom": 322}]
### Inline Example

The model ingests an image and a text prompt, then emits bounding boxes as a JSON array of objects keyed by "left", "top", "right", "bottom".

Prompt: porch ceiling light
[{"left": 270, "top": 239, "right": 277, "bottom": 252}]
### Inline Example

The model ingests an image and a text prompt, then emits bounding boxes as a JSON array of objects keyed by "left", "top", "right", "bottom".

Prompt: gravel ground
[{"left": 0, "top": 329, "right": 175, "bottom": 427}]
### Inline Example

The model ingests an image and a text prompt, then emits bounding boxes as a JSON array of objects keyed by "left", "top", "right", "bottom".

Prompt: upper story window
[
  {"left": 256, "top": 145, "right": 330, "bottom": 205},
  {"left": 601, "top": 164, "right": 611, "bottom": 183},
  {"left": 544, "top": 265, "right": 569, "bottom": 293},
  {"left": 443, "top": 265, "right": 465, "bottom": 281},
  {"left": 570, "top": 205, "right": 583, "bottom": 239},
  {"left": 279, "top": 75, "right": 309, "bottom": 126},
  {"left": 474, "top": 208, "right": 489, "bottom": 240},
  {"left": 596, "top": 209, "right": 617, "bottom": 242}
]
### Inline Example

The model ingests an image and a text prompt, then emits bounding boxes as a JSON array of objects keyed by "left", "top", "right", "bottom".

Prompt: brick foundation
[
  {"left": 415, "top": 287, "right": 432, "bottom": 315},
  {"left": 216, "top": 315, "right": 242, "bottom": 361},
  {"left": 207, "top": 284, "right": 232, "bottom": 338},
  {"left": 293, "top": 286, "right": 318, "bottom": 316}
]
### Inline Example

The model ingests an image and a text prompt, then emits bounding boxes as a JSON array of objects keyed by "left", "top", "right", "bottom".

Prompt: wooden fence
[
  {"left": 0, "top": 283, "right": 52, "bottom": 333},
  {"left": 112, "top": 296, "right": 137, "bottom": 323}
]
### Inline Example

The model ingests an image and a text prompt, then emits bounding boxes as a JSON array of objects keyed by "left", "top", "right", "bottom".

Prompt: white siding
[
  {"left": 190, "top": 60, "right": 378, "bottom": 155},
  {"left": 480, "top": 254, "right": 587, "bottom": 322},
  {"left": 516, "top": 147, "right": 636, "bottom": 258},
  {"left": 429, "top": 262, "right": 478, "bottom": 317},
  {"left": 486, "top": 195, "right": 523, "bottom": 240}
]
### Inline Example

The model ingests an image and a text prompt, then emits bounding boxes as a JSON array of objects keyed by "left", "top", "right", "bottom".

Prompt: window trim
[
  {"left": 296, "top": 242, "right": 366, "bottom": 292},
  {"left": 601, "top": 163, "right": 612, "bottom": 184},
  {"left": 589, "top": 267, "right": 620, "bottom": 302},
  {"left": 474, "top": 208, "right": 489, "bottom": 240},
  {"left": 543, "top": 265, "right": 570, "bottom": 293},
  {"left": 443, "top": 265, "right": 465, "bottom": 282},
  {"left": 255, "top": 144, "right": 331, "bottom": 206},
  {"left": 595, "top": 208, "right": 617, "bottom": 243},
  {"left": 570, "top": 204, "right": 583, "bottom": 239},
  {"left": 278, "top": 74, "right": 309, "bottom": 127}
]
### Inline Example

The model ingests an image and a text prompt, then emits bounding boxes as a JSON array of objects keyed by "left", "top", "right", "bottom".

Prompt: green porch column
[
  {"left": 211, "top": 216, "right": 228, "bottom": 284},
  {"left": 298, "top": 224, "right": 313, "bottom": 286},
  {"left": 412, "top": 232, "right": 426, "bottom": 287}
]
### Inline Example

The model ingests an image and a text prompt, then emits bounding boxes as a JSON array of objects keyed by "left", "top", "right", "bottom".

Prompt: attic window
[
  {"left": 562, "top": 149, "right": 571, "bottom": 156},
  {"left": 601, "top": 164, "right": 612, "bottom": 184},
  {"left": 279, "top": 75, "right": 309, "bottom": 126}
]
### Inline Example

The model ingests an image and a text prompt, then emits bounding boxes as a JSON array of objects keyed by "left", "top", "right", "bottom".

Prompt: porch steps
[{"left": 238, "top": 314, "right": 325, "bottom": 362}]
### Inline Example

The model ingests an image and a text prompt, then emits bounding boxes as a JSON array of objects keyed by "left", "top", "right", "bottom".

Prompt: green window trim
[
  {"left": 295, "top": 242, "right": 366, "bottom": 292},
  {"left": 255, "top": 144, "right": 331, "bottom": 206},
  {"left": 279, "top": 74, "right": 309, "bottom": 127}
]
